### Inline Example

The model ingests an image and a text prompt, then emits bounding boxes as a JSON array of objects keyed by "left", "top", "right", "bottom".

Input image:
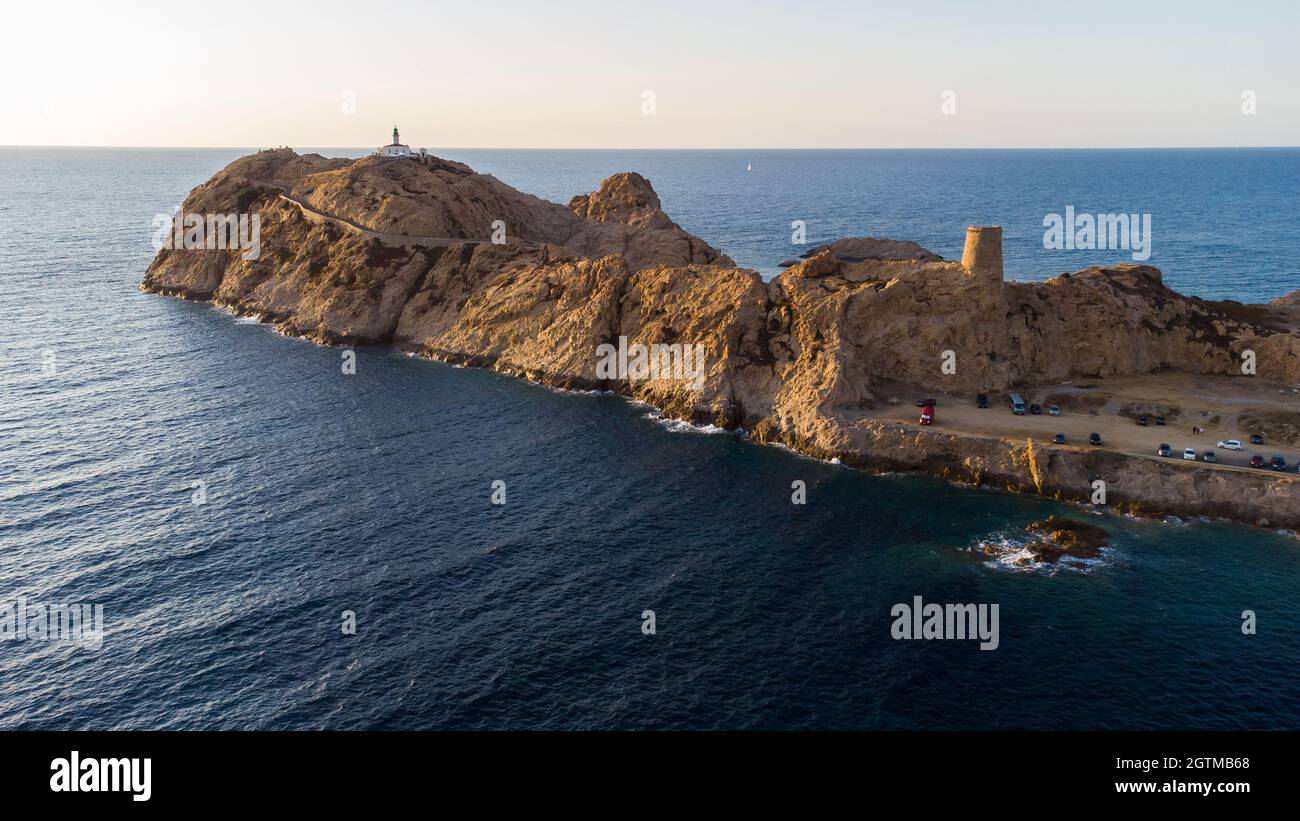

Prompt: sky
[{"left": 4, "top": 0, "right": 1297, "bottom": 148}]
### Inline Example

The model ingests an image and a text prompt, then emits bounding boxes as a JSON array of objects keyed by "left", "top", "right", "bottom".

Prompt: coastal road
[{"left": 886, "top": 396, "right": 1300, "bottom": 479}]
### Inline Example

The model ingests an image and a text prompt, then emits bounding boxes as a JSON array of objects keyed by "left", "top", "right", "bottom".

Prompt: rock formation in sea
[
  {"left": 143, "top": 149, "right": 1300, "bottom": 527},
  {"left": 1023, "top": 516, "right": 1110, "bottom": 563}
]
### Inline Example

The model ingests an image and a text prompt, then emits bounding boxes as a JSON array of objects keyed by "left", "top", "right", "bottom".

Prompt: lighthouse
[{"left": 378, "top": 125, "right": 424, "bottom": 159}]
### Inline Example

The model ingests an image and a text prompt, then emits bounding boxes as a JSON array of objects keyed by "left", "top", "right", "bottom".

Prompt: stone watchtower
[{"left": 961, "top": 225, "right": 1003, "bottom": 285}]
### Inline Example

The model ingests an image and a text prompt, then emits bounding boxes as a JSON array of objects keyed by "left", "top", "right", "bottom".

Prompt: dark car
[
  {"left": 1251, "top": 434, "right": 1264, "bottom": 445},
  {"left": 1154, "top": 416, "right": 1166, "bottom": 426},
  {"left": 1203, "top": 450, "right": 1216, "bottom": 463},
  {"left": 916, "top": 398, "right": 936, "bottom": 408},
  {"left": 1053, "top": 433, "right": 1065, "bottom": 444},
  {"left": 1089, "top": 432, "right": 1102, "bottom": 446},
  {"left": 1157, "top": 443, "right": 1171, "bottom": 457},
  {"left": 1249, "top": 454, "right": 1266, "bottom": 468},
  {"left": 1271, "top": 456, "right": 1288, "bottom": 471},
  {"left": 1029, "top": 403, "right": 1042, "bottom": 415},
  {"left": 976, "top": 393, "right": 988, "bottom": 408},
  {"left": 1136, "top": 415, "right": 1148, "bottom": 426}
]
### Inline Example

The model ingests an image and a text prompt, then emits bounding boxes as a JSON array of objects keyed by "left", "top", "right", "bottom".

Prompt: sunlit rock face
[{"left": 144, "top": 150, "right": 1300, "bottom": 526}]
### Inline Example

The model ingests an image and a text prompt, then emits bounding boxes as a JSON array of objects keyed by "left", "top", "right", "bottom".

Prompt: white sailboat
[{"left": 746, "top": 162, "right": 752, "bottom": 172}]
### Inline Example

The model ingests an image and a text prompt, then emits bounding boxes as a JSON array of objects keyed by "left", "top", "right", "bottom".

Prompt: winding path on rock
[{"left": 254, "top": 178, "right": 541, "bottom": 251}]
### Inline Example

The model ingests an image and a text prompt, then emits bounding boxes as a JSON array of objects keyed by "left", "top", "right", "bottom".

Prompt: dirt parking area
[{"left": 879, "top": 373, "right": 1300, "bottom": 477}]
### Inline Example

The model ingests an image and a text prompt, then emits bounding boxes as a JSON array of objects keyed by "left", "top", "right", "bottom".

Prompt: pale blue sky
[{"left": 6, "top": 0, "right": 1296, "bottom": 147}]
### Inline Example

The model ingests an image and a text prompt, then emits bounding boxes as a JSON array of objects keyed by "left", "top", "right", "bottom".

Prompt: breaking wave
[
  {"left": 642, "top": 412, "right": 729, "bottom": 435},
  {"left": 969, "top": 531, "right": 1115, "bottom": 574}
]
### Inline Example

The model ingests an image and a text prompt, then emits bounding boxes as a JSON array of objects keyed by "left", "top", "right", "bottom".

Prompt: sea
[{"left": 1, "top": 146, "right": 1298, "bottom": 730}]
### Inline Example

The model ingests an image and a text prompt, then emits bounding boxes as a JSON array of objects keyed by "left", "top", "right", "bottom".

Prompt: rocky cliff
[{"left": 143, "top": 150, "right": 1300, "bottom": 527}]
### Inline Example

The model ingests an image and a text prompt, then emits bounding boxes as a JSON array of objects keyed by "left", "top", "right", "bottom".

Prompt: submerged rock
[{"left": 1024, "top": 516, "right": 1111, "bottom": 563}]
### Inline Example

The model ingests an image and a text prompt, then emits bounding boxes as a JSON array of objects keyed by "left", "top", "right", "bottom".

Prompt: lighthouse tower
[{"left": 379, "top": 125, "right": 414, "bottom": 158}]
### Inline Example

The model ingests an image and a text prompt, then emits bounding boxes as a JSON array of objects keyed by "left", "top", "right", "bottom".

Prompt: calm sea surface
[{"left": 1, "top": 147, "right": 1298, "bottom": 729}]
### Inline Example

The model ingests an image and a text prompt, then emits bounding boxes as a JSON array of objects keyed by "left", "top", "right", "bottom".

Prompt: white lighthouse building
[{"left": 377, "top": 126, "right": 426, "bottom": 159}]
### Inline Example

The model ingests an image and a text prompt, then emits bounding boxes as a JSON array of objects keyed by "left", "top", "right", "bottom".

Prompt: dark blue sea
[{"left": 2, "top": 147, "right": 1299, "bottom": 730}]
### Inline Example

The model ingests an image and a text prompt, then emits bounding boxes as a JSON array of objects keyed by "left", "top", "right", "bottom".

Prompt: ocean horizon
[{"left": 7, "top": 145, "right": 1295, "bottom": 298}]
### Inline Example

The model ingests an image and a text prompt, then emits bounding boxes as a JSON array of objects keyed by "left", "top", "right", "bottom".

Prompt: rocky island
[{"left": 143, "top": 149, "right": 1300, "bottom": 528}]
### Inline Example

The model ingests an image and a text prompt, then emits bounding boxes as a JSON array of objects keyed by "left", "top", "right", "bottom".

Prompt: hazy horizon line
[{"left": 4, "top": 144, "right": 1300, "bottom": 152}]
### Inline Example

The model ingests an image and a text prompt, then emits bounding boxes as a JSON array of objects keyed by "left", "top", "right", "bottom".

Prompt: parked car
[
  {"left": 976, "top": 393, "right": 988, "bottom": 408},
  {"left": 1203, "top": 450, "right": 1216, "bottom": 463},
  {"left": 1009, "top": 393, "right": 1026, "bottom": 415},
  {"left": 1216, "top": 439, "right": 1243, "bottom": 450},
  {"left": 1154, "top": 416, "right": 1166, "bottom": 426},
  {"left": 1048, "top": 405, "right": 1061, "bottom": 416},
  {"left": 1271, "top": 455, "right": 1288, "bottom": 471},
  {"left": 1136, "top": 415, "right": 1148, "bottom": 426},
  {"left": 1251, "top": 434, "right": 1264, "bottom": 445},
  {"left": 1249, "top": 454, "right": 1266, "bottom": 468},
  {"left": 916, "top": 398, "right": 936, "bottom": 408},
  {"left": 1183, "top": 447, "right": 1197, "bottom": 461},
  {"left": 1053, "top": 433, "right": 1065, "bottom": 444},
  {"left": 1089, "top": 432, "right": 1102, "bottom": 446},
  {"left": 919, "top": 406, "right": 934, "bottom": 426},
  {"left": 1157, "top": 443, "right": 1172, "bottom": 457},
  {"left": 1029, "top": 403, "right": 1042, "bottom": 415}
]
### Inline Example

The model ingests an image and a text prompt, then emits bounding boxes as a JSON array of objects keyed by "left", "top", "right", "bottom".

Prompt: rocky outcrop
[
  {"left": 1270, "top": 288, "right": 1300, "bottom": 306},
  {"left": 568, "top": 172, "right": 671, "bottom": 230},
  {"left": 143, "top": 150, "right": 1300, "bottom": 527},
  {"left": 800, "top": 236, "right": 943, "bottom": 263},
  {"left": 1023, "top": 516, "right": 1110, "bottom": 563},
  {"left": 143, "top": 149, "right": 733, "bottom": 343}
]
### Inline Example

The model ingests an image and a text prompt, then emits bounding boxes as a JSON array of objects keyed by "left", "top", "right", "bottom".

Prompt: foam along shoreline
[{"left": 142, "top": 148, "right": 1300, "bottom": 530}]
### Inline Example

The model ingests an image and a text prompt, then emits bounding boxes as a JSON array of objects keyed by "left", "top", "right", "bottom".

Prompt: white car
[
  {"left": 1217, "top": 439, "right": 1243, "bottom": 450},
  {"left": 1183, "top": 448, "right": 1197, "bottom": 461}
]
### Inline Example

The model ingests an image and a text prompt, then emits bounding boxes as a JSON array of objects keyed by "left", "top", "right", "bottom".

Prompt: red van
[{"left": 919, "top": 406, "right": 934, "bottom": 425}]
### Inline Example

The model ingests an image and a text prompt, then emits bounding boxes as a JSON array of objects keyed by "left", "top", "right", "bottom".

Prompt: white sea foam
[
  {"left": 213, "top": 304, "right": 266, "bottom": 325},
  {"left": 969, "top": 531, "right": 1113, "bottom": 575},
  {"left": 643, "top": 413, "right": 729, "bottom": 435},
  {"left": 545, "top": 385, "right": 608, "bottom": 397},
  {"left": 766, "top": 441, "right": 842, "bottom": 466},
  {"left": 516, "top": 375, "right": 611, "bottom": 397}
]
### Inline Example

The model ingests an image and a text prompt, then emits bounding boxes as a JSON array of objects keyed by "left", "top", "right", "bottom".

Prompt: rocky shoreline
[{"left": 142, "top": 148, "right": 1300, "bottom": 529}]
